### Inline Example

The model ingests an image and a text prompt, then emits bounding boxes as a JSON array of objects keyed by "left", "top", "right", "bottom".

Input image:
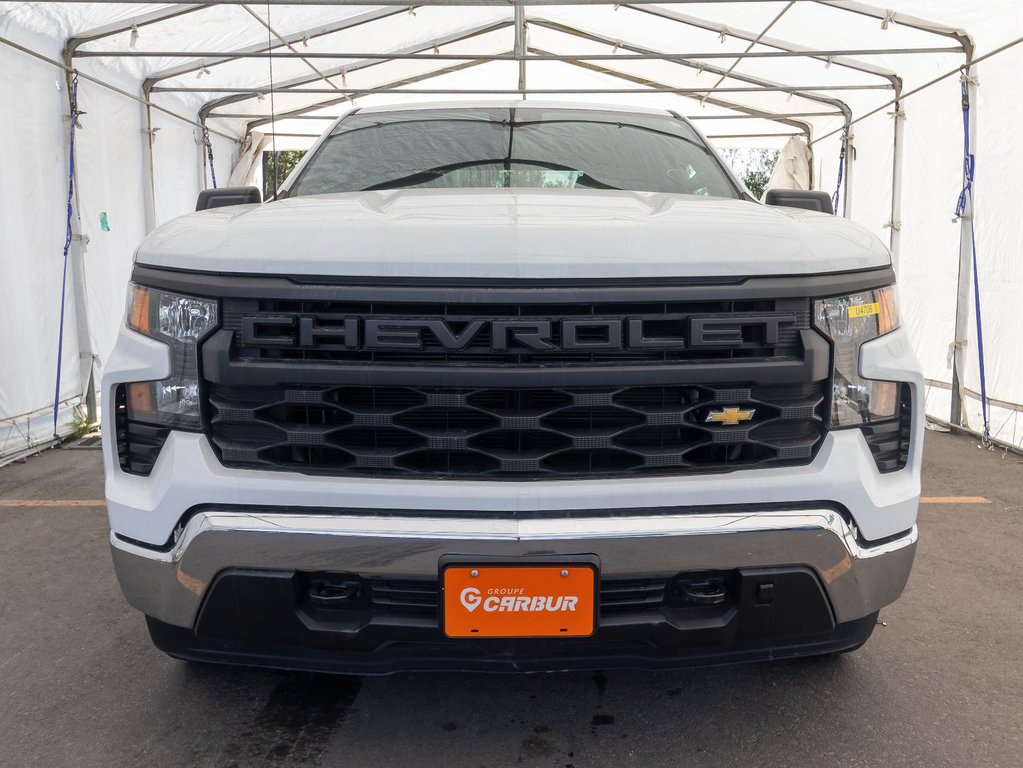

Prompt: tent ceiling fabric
[
  {"left": 1, "top": 1, "right": 1002, "bottom": 136},
  {"left": 2, "top": 0, "right": 1023, "bottom": 458}
]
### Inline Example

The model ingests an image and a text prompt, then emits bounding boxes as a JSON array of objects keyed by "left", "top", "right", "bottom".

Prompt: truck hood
[{"left": 135, "top": 189, "right": 890, "bottom": 279}]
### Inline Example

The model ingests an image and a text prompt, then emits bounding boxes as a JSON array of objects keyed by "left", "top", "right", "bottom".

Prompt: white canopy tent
[{"left": 2, "top": 1, "right": 1022, "bottom": 462}]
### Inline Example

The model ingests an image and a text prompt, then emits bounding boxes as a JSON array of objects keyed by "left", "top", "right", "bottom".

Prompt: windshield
[{"left": 287, "top": 107, "right": 742, "bottom": 198}]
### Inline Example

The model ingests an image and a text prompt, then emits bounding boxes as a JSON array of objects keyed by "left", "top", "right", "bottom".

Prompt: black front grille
[
  {"left": 222, "top": 297, "right": 810, "bottom": 367},
  {"left": 199, "top": 282, "right": 831, "bottom": 479},
  {"left": 206, "top": 381, "right": 825, "bottom": 478},
  {"left": 599, "top": 578, "right": 668, "bottom": 613},
  {"left": 369, "top": 578, "right": 439, "bottom": 616}
]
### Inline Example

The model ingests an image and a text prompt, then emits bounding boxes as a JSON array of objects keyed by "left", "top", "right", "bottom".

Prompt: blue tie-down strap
[
  {"left": 954, "top": 70, "right": 990, "bottom": 444},
  {"left": 53, "top": 73, "right": 80, "bottom": 437},
  {"left": 203, "top": 126, "right": 217, "bottom": 189},
  {"left": 832, "top": 142, "right": 846, "bottom": 214}
]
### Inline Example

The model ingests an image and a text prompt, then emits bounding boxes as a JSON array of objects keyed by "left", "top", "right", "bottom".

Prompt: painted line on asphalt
[
  {"left": 920, "top": 496, "right": 991, "bottom": 504},
  {"left": 0, "top": 499, "right": 106, "bottom": 507}
]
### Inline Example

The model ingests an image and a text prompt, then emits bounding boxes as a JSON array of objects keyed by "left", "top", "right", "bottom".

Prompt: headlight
[
  {"left": 814, "top": 285, "right": 899, "bottom": 428},
  {"left": 124, "top": 283, "right": 219, "bottom": 429}
]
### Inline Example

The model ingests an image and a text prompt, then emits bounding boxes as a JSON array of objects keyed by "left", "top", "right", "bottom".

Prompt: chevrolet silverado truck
[{"left": 102, "top": 102, "right": 922, "bottom": 673}]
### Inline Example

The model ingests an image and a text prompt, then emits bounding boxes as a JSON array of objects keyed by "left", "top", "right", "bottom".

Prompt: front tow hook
[{"left": 678, "top": 578, "right": 728, "bottom": 606}]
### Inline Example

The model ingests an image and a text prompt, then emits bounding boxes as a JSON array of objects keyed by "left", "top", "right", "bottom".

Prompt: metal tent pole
[
  {"left": 951, "top": 66, "right": 979, "bottom": 427},
  {"left": 37, "top": 0, "right": 865, "bottom": 5},
  {"left": 889, "top": 101, "right": 905, "bottom": 269},
  {"left": 214, "top": 110, "right": 844, "bottom": 120},
  {"left": 155, "top": 84, "right": 893, "bottom": 94},
  {"left": 527, "top": 45, "right": 813, "bottom": 142},
  {"left": 623, "top": 3, "right": 901, "bottom": 90},
  {"left": 77, "top": 47, "right": 964, "bottom": 61},
  {"left": 842, "top": 128, "right": 854, "bottom": 218},
  {"left": 58, "top": 51, "right": 97, "bottom": 427},
  {"left": 62, "top": 4, "right": 208, "bottom": 58},
  {"left": 142, "top": 8, "right": 409, "bottom": 90},
  {"left": 515, "top": 5, "right": 527, "bottom": 98},
  {"left": 142, "top": 102, "right": 158, "bottom": 233},
  {"left": 199, "top": 20, "right": 514, "bottom": 120}
]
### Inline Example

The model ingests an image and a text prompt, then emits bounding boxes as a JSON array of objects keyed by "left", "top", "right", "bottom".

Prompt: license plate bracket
[{"left": 440, "top": 557, "right": 598, "bottom": 639}]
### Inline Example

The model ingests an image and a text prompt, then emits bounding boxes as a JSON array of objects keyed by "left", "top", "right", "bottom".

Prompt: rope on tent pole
[
  {"left": 832, "top": 134, "right": 849, "bottom": 213},
  {"left": 954, "top": 67, "right": 991, "bottom": 446},
  {"left": 202, "top": 126, "right": 217, "bottom": 188},
  {"left": 53, "top": 73, "right": 80, "bottom": 438}
]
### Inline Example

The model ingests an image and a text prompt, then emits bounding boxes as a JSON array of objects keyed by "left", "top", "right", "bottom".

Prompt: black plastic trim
[
  {"left": 114, "top": 384, "right": 171, "bottom": 477},
  {"left": 148, "top": 611, "right": 878, "bottom": 674},
  {"left": 131, "top": 263, "right": 896, "bottom": 302},
  {"left": 202, "top": 328, "right": 830, "bottom": 388},
  {"left": 195, "top": 187, "right": 261, "bottom": 211},
  {"left": 146, "top": 572, "right": 870, "bottom": 675},
  {"left": 860, "top": 385, "right": 913, "bottom": 474},
  {"left": 765, "top": 189, "right": 834, "bottom": 215}
]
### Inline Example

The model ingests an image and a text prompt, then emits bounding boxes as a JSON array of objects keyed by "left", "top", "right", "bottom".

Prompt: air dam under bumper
[{"left": 111, "top": 509, "right": 916, "bottom": 673}]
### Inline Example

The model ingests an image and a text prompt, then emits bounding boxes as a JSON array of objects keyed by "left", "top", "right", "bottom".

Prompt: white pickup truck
[{"left": 103, "top": 102, "right": 922, "bottom": 673}]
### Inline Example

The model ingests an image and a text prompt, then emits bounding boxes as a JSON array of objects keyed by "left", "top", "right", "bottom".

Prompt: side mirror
[
  {"left": 764, "top": 189, "right": 834, "bottom": 215},
  {"left": 196, "top": 186, "right": 262, "bottom": 211}
]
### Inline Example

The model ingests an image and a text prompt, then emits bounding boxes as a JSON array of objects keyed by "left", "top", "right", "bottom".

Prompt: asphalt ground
[{"left": 0, "top": 429, "right": 1020, "bottom": 768}]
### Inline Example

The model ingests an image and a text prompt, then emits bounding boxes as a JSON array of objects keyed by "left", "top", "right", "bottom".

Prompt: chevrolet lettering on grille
[{"left": 239, "top": 314, "right": 797, "bottom": 353}]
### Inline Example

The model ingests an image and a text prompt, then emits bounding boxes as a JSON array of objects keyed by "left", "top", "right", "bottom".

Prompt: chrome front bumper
[{"left": 110, "top": 508, "right": 917, "bottom": 630}]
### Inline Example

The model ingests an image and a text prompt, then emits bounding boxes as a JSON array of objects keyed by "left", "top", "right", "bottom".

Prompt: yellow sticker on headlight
[{"left": 847, "top": 302, "right": 880, "bottom": 318}]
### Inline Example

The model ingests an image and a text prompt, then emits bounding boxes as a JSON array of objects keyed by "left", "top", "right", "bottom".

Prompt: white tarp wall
[
  {"left": 0, "top": 24, "right": 81, "bottom": 456},
  {"left": 814, "top": 29, "right": 1023, "bottom": 450},
  {"left": 1, "top": 1, "right": 1022, "bottom": 461},
  {"left": 0, "top": 12, "right": 237, "bottom": 459}
]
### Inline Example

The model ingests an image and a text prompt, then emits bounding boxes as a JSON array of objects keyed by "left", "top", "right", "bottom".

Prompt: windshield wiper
[
  {"left": 361, "top": 159, "right": 508, "bottom": 191},
  {"left": 512, "top": 118, "right": 714, "bottom": 155},
  {"left": 361, "top": 158, "right": 624, "bottom": 192}
]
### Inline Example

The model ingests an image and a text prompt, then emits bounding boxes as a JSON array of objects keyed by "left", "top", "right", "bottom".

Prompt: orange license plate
[{"left": 442, "top": 565, "right": 596, "bottom": 638}]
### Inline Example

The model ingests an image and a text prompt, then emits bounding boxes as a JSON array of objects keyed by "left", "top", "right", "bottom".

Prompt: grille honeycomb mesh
[{"left": 206, "top": 382, "right": 824, "bottom": 478}]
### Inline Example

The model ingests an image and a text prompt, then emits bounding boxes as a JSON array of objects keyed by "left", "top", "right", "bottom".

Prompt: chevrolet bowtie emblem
[{"left": 705, "top": 407, "right": 756, "bottom": 426}]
